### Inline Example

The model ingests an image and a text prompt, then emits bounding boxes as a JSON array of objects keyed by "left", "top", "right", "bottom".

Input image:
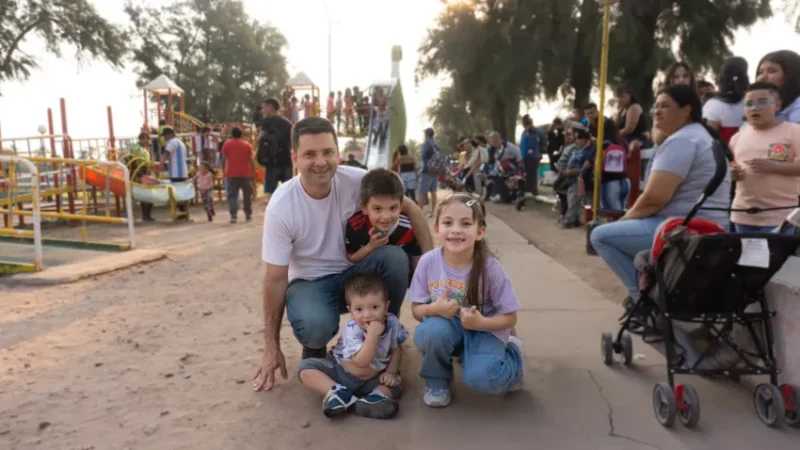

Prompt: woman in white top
[
  {"left": 703, "top": 56, "right": 749, "bottom": 146},
  {"left": 756, "top": 50, "right": 800, "bottom": 124}
]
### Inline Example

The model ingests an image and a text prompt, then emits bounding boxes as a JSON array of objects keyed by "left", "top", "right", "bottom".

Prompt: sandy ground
[{"left": 2, "top": 198, "right": 798, "bottom": 449}]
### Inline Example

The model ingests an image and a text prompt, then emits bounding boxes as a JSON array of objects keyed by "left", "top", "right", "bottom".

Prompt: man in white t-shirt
[{"left": 253, "top": 117, "right": 433, "bottom": 392}]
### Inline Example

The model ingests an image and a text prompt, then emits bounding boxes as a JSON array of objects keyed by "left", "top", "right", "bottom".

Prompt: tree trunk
[
  {"left": 491, "top": 96, "right": 508, "bottom": 140},
  {"left": 570, "top": 0, "right": 600, "bottom": 111}
]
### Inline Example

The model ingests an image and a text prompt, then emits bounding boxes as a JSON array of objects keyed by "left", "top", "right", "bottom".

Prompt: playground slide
[
  {"left": 82, "top": 166, "right": 195, "bottom": 207},
  {"left": 364, "top": 79, "right": 407, "bottom": 170}
]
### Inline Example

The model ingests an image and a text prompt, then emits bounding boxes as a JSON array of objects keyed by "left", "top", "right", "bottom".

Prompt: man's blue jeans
[
  {"left": 590, "top": 217, "right": 667, "bottom": 299},
  {"left": 285, "top": 246, "right": 409, "bottom": 350},
  {"left": 413, "top": 316, "right": 523, "bottom": 395}
]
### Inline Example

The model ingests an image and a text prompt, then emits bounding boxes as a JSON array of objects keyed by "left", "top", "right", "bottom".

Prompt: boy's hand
[
  {"left": 380, "top": 372, "right": 401, "bottom": 387},
  {"left": 731, "top": 162, "right": 746, "bottom": 181},
  {"left": 431, "top": 287, "right": 459, "bottom": 319},
  {"left": 746, "top": 159, "right": 776, "bottom": 174},
  {"left": 459, "top": 306, "right": 485, "bottom": 330},
  {"left": 367, "top": 320, "right": 385, "bottom": 337},
  {"left": 366, "top": 228, "right": 390, "bottom": 250}
]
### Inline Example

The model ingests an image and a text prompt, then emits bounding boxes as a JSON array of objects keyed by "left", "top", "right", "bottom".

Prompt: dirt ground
[{"left": 0, "top": 195, "right": 697, "bottom": 450}]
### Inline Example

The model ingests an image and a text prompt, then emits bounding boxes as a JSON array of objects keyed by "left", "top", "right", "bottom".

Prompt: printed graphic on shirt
[
  {"left": 768, "top": 143, "right": 791, "bottom": 162},
  {"left": 344, "top": 211, "right": 422, "bottom": 256},
  {"left": 426, "top": 278, "right": 468, "bottom": 306}
]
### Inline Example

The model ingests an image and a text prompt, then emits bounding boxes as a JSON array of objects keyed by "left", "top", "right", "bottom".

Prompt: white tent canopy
[
  {"left": 143, "top": 74, "right": 184, "bottom": 95},
  {"left": 286, "top": 72, "right": 316, "bottom": 87}
]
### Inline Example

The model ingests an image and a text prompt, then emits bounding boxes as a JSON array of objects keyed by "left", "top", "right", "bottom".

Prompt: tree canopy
[
  {"left": 419, "top": 0, "right": 776, "bottom": 134},
  {"left": 0, "top": 0, "right": 126, "bottom": 89},
  {"left": 125, "top": 0, "right": 289, "bottom": 124},
  {"left": 425, "top": 85, "right": 492, "bottom": 153}
]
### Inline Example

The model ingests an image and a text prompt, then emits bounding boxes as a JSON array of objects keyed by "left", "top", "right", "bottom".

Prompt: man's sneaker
[
  {"left": 301, "top": 346, "right": 327, "bottom": 360},
  {"left": 245, "top": 216, "right": 252, "bottom": 223},
  {"left": 322, "top": 386, "right": 356, "bottom": 418},
  {"left": 354, "top": 394, "right": 399, "bottom": 419},
  {"left": 507, "top": 335, "right": 525, "bottom": 392},
  {"left": 230, "top": 218, "right": 237, "bottom": 224},
  {"left": 423, "top": 387, "right": 451, "bottom": 408}
]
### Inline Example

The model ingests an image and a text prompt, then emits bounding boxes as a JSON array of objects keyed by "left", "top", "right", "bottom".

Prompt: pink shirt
[
  {"left": 193, "top": 171, "right": 214, "bottom": 191},
  {"left": 730, "top": 122, "right": 800, "bottom": 226}
]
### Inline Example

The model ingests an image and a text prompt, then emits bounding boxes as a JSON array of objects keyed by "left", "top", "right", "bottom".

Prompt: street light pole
[{"left": 322, "top": 0, "right": 332, "bottom": 96}]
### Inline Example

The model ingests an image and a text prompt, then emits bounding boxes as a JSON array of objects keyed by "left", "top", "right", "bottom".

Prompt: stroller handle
[{"left": 683, "top": 140, "right": 728, "bottom": 226}]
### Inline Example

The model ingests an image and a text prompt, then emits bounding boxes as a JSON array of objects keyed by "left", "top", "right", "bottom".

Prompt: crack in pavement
[{"left": 587, "top": 370, "right": 663, "bottom": 450}]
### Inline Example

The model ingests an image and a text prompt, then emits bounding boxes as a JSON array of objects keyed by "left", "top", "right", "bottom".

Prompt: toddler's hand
[
  {"left": 459, "top": 306, "right": 485, "bottom": 330},
  {"left": 380, "top": 372, "right": 401, "bottom": 387},
  {"left": 431, "top": 287, "right": 459, "bottom": 319},
  {"left": 367, "top": 320, "right": 385, "bottom": 337}
]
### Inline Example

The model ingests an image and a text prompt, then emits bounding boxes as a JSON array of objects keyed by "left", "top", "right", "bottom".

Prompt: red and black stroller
[{"left": 601, "top": 141, "right": 800, "bottom": 429}]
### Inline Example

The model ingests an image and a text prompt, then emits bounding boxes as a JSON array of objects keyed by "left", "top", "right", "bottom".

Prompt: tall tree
[
  {"left": 0, "top": 0, "right": 126, "bottom": 89},
  {"left": 425, "top": 85, "right": 492, "bottom": 153},
  {"left": 418, "top": 0, "right": 571, "bottom": 141},
  {"left": 125, "top": 0, "right": 289, "bottom": 123},
  {"left": 605, "top": 0, "right": 772, "bottom": 110}
]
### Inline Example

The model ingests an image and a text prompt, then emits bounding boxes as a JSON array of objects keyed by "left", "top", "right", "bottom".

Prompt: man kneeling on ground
[{"left": 253, "top": 116, "right": 433, "bottom": 392}]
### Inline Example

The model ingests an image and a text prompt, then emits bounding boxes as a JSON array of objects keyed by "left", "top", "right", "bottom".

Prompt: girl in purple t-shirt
[{"left": 410, "top": 194, "right": 525, "bottom": 408}]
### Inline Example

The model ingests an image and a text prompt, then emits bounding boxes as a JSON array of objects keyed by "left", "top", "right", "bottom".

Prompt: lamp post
[
  {"left": 591, "top": 0, "right": 619, "bottom": 220},
  {"left": 586, "top": 0, "right": 619, "bottom": 255},
  {"left": 322, "top": 0, "right": 332, "bottom": 96}
]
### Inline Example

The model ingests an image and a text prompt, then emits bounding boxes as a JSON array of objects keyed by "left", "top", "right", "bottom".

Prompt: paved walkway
[{"left": 0, "top": 207, "right": 797, "bottom": 449}]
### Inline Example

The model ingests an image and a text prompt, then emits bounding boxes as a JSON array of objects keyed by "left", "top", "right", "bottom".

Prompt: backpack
[
  {"left": 256, "top": 128, "right": 281, "bottom": 167},
  {"left": 426, "top": 143, "right": 448, "bottom": 175},
  {"left": 602, "top": 143, "right": 627, "bottom": 174}
]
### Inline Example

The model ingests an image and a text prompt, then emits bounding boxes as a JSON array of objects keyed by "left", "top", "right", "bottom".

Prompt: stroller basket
[{"left": 653, "top": 232, "right": 800, "bottom": 316}]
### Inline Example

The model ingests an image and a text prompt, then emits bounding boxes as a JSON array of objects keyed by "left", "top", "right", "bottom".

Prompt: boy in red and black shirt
[{"left": 345, "top": 169, "right": 422, "bottom": 273}]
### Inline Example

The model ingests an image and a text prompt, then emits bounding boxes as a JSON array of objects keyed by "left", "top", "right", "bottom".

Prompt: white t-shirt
[
  {"left": 165, "top": 137, "right": 189, "bottom": 179},
  {"left": 466, "top": 146, "right": 489, "bottom": 167},
  {"left": 702, "top": 98, "right": 745, "bottom": 128},
  {"left": 262, "top": 165, "right": 366, "bottom": 281}
]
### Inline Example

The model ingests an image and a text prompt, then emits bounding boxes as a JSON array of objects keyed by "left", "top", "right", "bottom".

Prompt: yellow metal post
[{"left": 592, "top": 3, "right": 612, "bottom": 220}]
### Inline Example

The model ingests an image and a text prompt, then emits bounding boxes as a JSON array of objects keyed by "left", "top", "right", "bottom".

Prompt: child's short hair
[
  {"left": 344, "top": 273, "right": 388, "bottom": 304},
  {"left": 359, "top": 168, "right": 404, "bottom": 206}
]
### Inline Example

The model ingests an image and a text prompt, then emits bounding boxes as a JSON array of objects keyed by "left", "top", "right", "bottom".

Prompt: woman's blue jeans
[
  {"left": 601, "top": 179, "right": 630, "bottom": 211},
  {"left": 589, "top": 217, "right": 667, "bottom": 299},
  {"left": 413, "top": 316, "right": 523, "bottom": 395}
]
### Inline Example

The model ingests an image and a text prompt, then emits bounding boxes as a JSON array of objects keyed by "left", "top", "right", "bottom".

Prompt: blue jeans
[
  {"left": 413, "top": 316, "right": 523, "bottom": 395},
  {"left": 285, "top": 246, "right": 409, "bottom": 350},
  {"left": 590, "top": 217, "right": 667, "bottom": 298},
  {"left": 601, "top": 179, "right": 630, "bottom": 211},
  {"left": 733, "top": 223, "right": 778, "bottom": 233}
]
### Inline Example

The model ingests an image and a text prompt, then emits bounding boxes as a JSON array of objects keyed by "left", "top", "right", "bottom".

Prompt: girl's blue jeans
[
  {"left": 601, "top": 179, "right": 630, "bottom": 211},
  {"left": 413, "top": 316, "right": 523, "bottom": 395}
]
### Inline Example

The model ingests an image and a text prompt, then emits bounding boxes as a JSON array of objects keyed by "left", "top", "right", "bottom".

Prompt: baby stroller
[{"left": 600, "top": 141, "right": 800, "bottom": 429}]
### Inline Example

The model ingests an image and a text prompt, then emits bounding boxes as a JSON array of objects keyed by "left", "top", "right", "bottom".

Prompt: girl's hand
[
  {"left": 431, "top": 287, "right": 459, "bottom": 318},
  {"left": 459, "top": 306, "right": 485, "bottom": 330},
  {"left": 380, "top": 372, "right": 401, "bottom": 387}
]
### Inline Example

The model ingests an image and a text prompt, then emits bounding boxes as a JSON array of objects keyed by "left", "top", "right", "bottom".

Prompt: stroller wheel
[
  {"left": 620, "top": 332, "right": 633, "bottom": 366},
  {"left": 754, "top": 383, "right": 785, "bottom": 428},
  {"left": 779, "top": 384, "right": 800, "bottom": 428},
  {"left": 676, "top": 384, "right": 701, "bottom": 428},
  {"left": 653, "top": 382, "right": 677, "bottom": 427},
  {"left": 601, "top": 332, "right": 613, "bottom": 365}
]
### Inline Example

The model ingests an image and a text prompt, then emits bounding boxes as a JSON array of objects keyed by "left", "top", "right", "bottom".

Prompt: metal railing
[{"left": 0, "top": 155, "right": 43, "bottom": 271}]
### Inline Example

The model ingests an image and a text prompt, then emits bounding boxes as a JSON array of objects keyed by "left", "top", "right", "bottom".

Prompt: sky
[{"left": 1, "top": 0, "right": 799, "bottom": 143}]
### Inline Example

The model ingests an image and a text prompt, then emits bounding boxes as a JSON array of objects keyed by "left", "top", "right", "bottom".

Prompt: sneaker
[
  {"left": 246, "top": 216, "right": 252, "bottom": 223},
  {"left": 354, "top": 394, "right": 399, "bottom": 419},
  {"left": 302, "top": 346, "right": 327, "bottom": 360},
  {"left": 230, "top": 218, "right": 237, "bottom": 224},
  {"left": 322, "top": 386, "right": 357, "bottom": 418},
  {"left": 507, "top": 336, "right": 525, "bottom": 392},
  {"left": 423, "top": 387, "right": 451, "bottom": 408}
]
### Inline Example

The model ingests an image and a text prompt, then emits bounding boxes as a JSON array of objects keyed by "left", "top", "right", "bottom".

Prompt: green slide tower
[{"left": 364, "top": 45, "right": 406, "bottom": 169}]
